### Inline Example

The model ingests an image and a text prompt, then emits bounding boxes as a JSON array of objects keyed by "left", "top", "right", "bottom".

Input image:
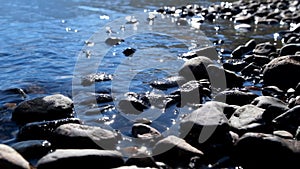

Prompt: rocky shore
[{"left": 1, "top": 0, "right": 300, "bottom": 169}]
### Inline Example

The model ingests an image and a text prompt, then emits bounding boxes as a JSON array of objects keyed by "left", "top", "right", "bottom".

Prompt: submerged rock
[{"left": 12, "top": 94, "right": 74, "bottom": 125}]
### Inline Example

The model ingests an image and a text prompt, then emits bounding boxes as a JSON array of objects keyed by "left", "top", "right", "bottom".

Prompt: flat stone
[
  {"left": 53, "top": 123, "right": 120, "bottom": 150},
  {"left": 36, "top": 149, "right": 124, "bottom": 169},
  {"left": 153, "top": 135, "right": 203, "bottom": 168}
]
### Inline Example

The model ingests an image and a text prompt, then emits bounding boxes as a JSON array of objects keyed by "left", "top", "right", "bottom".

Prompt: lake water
[{"left": 0, "top": 0, "right": 286, "bottom": 143}]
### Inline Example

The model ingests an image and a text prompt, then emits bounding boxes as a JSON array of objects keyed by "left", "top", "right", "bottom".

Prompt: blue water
[{"left": 0, "top": 0, "right": 285, "bottom": 142}]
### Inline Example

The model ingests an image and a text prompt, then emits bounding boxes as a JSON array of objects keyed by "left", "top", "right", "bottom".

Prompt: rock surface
[
  {"left": 36, "top": 149, "right": 124, "bottom": 169},
  {"left": 12, "top": 94, "right": 74, "bottom": 124},
  {"left": 0, "top": 144, "right": 31, "bottom": 169}
]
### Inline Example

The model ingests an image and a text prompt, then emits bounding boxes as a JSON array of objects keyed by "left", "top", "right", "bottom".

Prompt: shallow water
[{"left": 0, "top": 0, "right": 286, "bottom": 143}]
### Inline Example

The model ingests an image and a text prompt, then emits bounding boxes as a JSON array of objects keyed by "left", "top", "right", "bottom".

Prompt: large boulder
[
  {"left": 233, "top": 132, "right": 300, "bottom": 169},
  {"left": 251, "top": 96, "right": 289, "bottom": 122},
  {"left": 180, "top": 101, "right": 236, "bottom": 162},
  {"left": 36, "top": 149, "right": 124, "bottom": 169},
  {"left": 262, "top": 55, "right": 300, "bottom": 90},
  {"left": 12, "top": 94, "right": 74, "bottom": 124},
  {"left": 273, "top": 105, "right": 300, "bottom": 135},
  {"left": 0, "top": 144, "right": 31, "bottom": 169}
]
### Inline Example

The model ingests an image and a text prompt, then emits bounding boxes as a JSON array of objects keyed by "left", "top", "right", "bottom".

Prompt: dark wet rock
[
  {"left": 233, "top": 132, "right": 300, "bottom": 169},
  {"left": 295, "top": 82, "right": 300, "bottom": 96},
  {"left": 262, "top": 86, "right": 285, "bottom": 98},
  {"left": 12, "top": 94, "right": 74, "bottom": 125},
  {"left": 173, "top": 80, "right": 211, "bottom": 106},
  {"left": 11, "top": 140, "right": 52, "bottom": 160},
  {"left": 253, "top": 42, "right": 277, "bottom": 56},
  {"left": 143, "top": 93, "right": 176, "bottom": 109},
  {"left": 17, "top": 118, "right": 82, "bottom": 141},
  {"left": 273, "top": 130, "right": 294, "bottom": 139},
  {"left": 280, "top": 44, "right": 300, "bottom": 56},
  {"left": 213, "top": 90, "right": 258, "bottom": 106},
  {"left": 131, "top": 123, "right": 161, "bottom": 139},
  {"left": 81, "top": 73, "right": 113, "bottom": 86},
  {"left": 263, "top": 55, "right": 300, "bottom": 90},
  {"left": 150, "top": 76, "right": 185, "bottom": 90},
  {"left": 206, "top": 65, "right": 244, "bottom": 89},
  {"left": 251, "top": 96, "right": 289, "bottom": 122},
  {"left": 180, "top": 101, "right": 235, "bottom": 162},
  {"left": 36, "top": 149, "right": 124, "bottom": 169},
  {"left": 96, "top": 93, "right": 113, "bottom": 103},
  {"left": 282, "top": 33, "right": 300, "bottom": 44},
  {"left": 222, "top": 61, "right": 248, "bottom": 72},
  {"left": 231, "top": 39, "right": 256, "bottom": 59},
  {"left": 241, "top": 62, "right": 260, "bottom": 76},
  {"left": 244, "top": 54, "right": 271, "bottom": 66},
  {"left": 178, "top": 56, "right": 213, "bottom": 81},
  {"left": 118, "top": 93, "right": 149, "bottom": 115},
  {"left": 256, "top": 18, "right": 279, "bottom": 25},
  {"left": 231, "top": 45, "right": 247, "bottom": 59},
  {"left": 123, "top": 47, "right": 136, "bottom": 57},
  {"left": 0, "top": 144, "right": 31, "bottom": 169},
  {"left": 125, "top": 153, "right": 159, "bottom": 168},
  {"left": 53, "top": 123, "right": 120, "bottom": 150},
  {"left": 105, "top": 37, "right": 124, "bottom": 46},
  {"left": 229, "top": 105, "right": 266, "bottom": 134},
  {"left": 273, "top": 105, "right": 300, "bottom": 135},
  {"left": 153, "top": 135, "right": 203, "bottom": 168}
]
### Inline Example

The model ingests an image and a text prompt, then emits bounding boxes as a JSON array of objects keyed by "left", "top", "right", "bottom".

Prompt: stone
[
  {"left": 253, "top": 42, "right": 277, "bottom": 56},
  {"left": 233, "top": 132, "right": 300, "bottom": 169},
  {"left": 222, "top": 61, "right": 248, "bottom": 72},
  {"left": 81, "top": 73, "right": 113, "bottom": 86},
  {"left": 273, "top": 105, "right": 300, "bottom": 135},
  {"left": 273, "top": 130, "right": 294, "bottom": 139},
  {"left": 131, "top": 123, "right": 161, "bottom": 139},
  {"left": 229, "top": 105, "right": 266, "bottom": 134},
  {"left": 206, "top": 65, "right": 244, "bottom": 89},
  {"left": 125, "top": 153, "right": 158, "bottom": 168},
  {"left": 251, "top": 96, "right": 289, "bottom": 122},
  {"left": 152, "top": 135, "right": 203, "bottom": 168},
  {"left": 193, "top": 46, "right": 219, "bottom": 60},
  {"left": 244, "top": 54, "right": 271, "bottom": 66},
  {"left": 17, "top": 118, "right": 82, "bottom": 141},
  {"left": 280, "top": 44, "right": 300, "bottom": 56},
  {"left": 36, "top": 149, "right": 124, "bottom": 169},
  {"left": 261, "top": 86, "right": 285, "bottom": 98},
  {"left": 11, "top": 140, "right": 52, "bottom": 160},
  {"left": 123, "top": 47, "right": 136, "bottom": 57},
  {"left": 53, "top": 123, "right": 120, "bottom": 150},
  {"left": 118, "top": 95, "right": 149, "bottom": 115},
  {"left": 12, "top": 94, "right": 74, "bottom": 124},
  {"left": 213, "top": 90, "right": 258, "bottom": 106},
  {"left": 180, "top": 101, "right": 234, "bottom": 162},
  {"left": 0, "top": 144, "right": 31, "bottom": 169},
  {"left": 178, "top": 56, "right": 213, "bottom": 81},
  {"left": 174, "top": 80, "right": 211, "bottom": 106},
  {"left": 150, "top": 76, "right": 185, "bottom": 90},
  {"left": 263, "top": 55, "right": 300, "bottom": 90},
  {"left": 105, "top": 37, "right": 124, "bottom": 46}
]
